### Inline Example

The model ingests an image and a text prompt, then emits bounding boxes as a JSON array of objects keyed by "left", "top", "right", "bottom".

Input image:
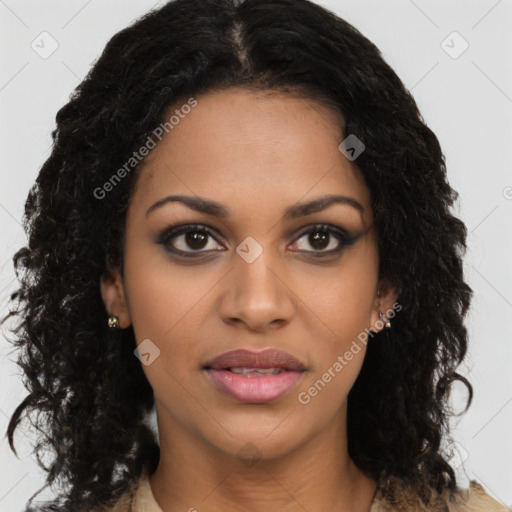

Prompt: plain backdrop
[{"left": 1, "top": 0, "right": 511, "bottom": 510}]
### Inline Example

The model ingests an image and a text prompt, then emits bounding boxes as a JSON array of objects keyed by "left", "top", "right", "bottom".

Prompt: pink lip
[
  {"left": 203, "top": 348, "right": 306, "bottom": 371},
  {"left": 203, "top": 349, "right": 307, "bottom": 403},
  {"left": 205, "top": 369, "right": 305, "bottom": 403}
]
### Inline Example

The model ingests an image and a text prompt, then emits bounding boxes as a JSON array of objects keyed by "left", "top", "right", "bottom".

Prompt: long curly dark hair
[{"left": 3, "top": 0, "right": 473, "bottom": 510}]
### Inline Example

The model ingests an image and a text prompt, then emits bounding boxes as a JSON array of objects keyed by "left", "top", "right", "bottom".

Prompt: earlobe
[
  {"left": 99, "top": 269, "right": 132, "bottom": 329},
  {"left": 370, "top": 279, "right": 398, "bottom": 333}
]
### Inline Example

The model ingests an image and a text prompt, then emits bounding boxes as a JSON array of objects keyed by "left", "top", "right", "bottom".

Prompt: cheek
[
  {"left": 295, "top": 242, "right": 378, "bottom": 404},
  {"left": 295, "top": 293, "right": 371, "bottom": 420},
  {"left": 122, "top": 246, "right": 224, "bottom": 435},
  {"left": 123, "top": 233, "right": 209, "bottom": 339},
  {"left": 305, "top": 240, "right": 379, "bottom": 340},
  {"left": 121, "top": 238, "right": 207, "bottom": 381},
  {"left": 122, "top": 256, "right": 206, "bottom": 416}
]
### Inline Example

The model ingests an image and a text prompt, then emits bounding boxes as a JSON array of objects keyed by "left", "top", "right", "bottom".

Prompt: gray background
[{"left": 1, "top": 0, "right": 511, "bottom": 510}]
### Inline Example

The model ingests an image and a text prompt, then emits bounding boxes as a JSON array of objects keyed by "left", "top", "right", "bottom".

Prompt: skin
[{"left": 101, "top": 88, "right": 396, "bottom": 512}]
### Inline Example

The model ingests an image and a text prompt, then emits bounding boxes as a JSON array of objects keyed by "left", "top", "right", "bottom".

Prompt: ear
[
  {"left": 100, "top": 269, "right": 132, "bottom": 329},
  {"left": 370, "top": 278, "right": 399, "bottom": 333}
]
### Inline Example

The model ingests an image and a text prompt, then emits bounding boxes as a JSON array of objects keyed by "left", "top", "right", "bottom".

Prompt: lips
[
  {"left": 203, "top": 348, "right": 307, "bottom": 372},
  {"left": 203, "top": 349, "right": 307, "bottom": 403}
]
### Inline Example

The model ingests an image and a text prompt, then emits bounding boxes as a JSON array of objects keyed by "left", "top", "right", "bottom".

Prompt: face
[{"left": 101, "top": 88, "right": 395, "bottom": 462}]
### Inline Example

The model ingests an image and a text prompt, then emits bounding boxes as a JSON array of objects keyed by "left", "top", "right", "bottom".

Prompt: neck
[{"left": 149, "top": 401, "right": 377, "bottom": 512}]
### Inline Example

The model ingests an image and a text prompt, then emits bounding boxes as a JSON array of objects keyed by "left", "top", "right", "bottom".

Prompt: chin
[{"left": 199, "top": 413, "right": 313, "bottom": 463}]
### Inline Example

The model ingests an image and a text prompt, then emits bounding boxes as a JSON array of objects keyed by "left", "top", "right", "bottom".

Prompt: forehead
[{"left": 130, "top": 88, "right": 371, "bottom": 221}]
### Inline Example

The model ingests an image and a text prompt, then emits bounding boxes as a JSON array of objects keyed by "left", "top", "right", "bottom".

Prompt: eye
[
  {"left": 289, "top": 223, "right": 356, "bottom": 256},
  {"left": 157, "top": 224, "right": 225, "bottom": 256},
  {"left": 157, "top": 222, "right": 357, "bottom": 259}
]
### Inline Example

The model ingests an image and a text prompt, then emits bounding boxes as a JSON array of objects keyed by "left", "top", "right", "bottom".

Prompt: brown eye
[
  {"left": 308, "top": 230, "right": 331, "bottom": 250},
  {"left": 290, "top": 224, "right": 357, "bottom": 256},
  {"left": 184, "top": 231, "right": 208, "bottom": 250},
  {"left": 158, "top": 224, "right": 225, "bottom": 256}
]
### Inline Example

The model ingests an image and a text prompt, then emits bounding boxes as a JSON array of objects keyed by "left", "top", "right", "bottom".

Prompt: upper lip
[{"left": 203, "top": 348, "right": 307, "bottom": 371}]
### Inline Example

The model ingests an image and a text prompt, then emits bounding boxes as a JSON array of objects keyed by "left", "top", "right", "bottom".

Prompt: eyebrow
[{"left": 145, "top": 194, "right": 365, "bottom": 219}]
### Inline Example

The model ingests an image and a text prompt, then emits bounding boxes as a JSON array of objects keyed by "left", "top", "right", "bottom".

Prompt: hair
[{"left": 3, "top": 0, "right": 473, "bottom": 510}]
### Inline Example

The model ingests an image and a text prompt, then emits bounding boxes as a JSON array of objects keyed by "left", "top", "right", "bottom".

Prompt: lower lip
[{"left": 205, "top": 369, "right": 305, "bottom": 403}]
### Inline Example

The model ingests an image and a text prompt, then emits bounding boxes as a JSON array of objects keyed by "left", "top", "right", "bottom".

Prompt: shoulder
[
  {"left": 25, "top": 471, "right": 158, "bottom": 512},
  {"left": 370, "top": 477, "right": 510, "bottom": 512},
  {"left": 23, "top": 479, "right": 140, "bottom": 512}
]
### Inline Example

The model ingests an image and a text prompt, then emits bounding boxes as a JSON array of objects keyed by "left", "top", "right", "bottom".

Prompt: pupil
[
  {"left": 186, "top": 231, "right": 207, "bottom": 250},
  {"left": 310, "top": 230, "right": 329, "bottom": 250}
]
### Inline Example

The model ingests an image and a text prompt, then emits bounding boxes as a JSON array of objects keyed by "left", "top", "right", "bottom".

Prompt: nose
[{"left": 218, "top": 247, "right": 295, "bottom": 332}]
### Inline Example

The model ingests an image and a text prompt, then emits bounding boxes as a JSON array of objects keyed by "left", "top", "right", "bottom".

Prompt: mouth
[{"left": 202, "top": 348, "right": 307, "bottom": 404}]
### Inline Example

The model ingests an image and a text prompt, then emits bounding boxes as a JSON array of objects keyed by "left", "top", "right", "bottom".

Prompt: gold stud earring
[
  {"left": 108, "top": 315, "right": 119, "bottom": 329},
  {"left": 379, "top": 311, "right": 391, "bottom": 329}
]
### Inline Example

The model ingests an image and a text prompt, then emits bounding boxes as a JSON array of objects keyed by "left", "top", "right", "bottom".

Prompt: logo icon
[
  {"left": 134, "top": 339, "right": 161, "bottom": 366},
  {"left": 444, "top": 440, "right": 469, "bottom": 469},
  {"left": 236, "top": 236, "right": 263, "bottom": 263},
  {"left": 441, "top": 32, "right": 469, "bottom": 59},
  {"left": 31, "top": 31, "right": 59, "bottom": 59},
  {"left": 339, "top": 134, "right": 365, "bottom": 161},
  {"left": 237, "top": 442, "right": 262, "bottom": 467}
]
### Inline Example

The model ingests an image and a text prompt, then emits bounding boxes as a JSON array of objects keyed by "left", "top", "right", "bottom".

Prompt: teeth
[{"left": 229, "top": 367, "right": 283, "bottom": 376}]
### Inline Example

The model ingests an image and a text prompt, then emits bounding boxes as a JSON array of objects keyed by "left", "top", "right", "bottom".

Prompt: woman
[{"left": 5, "top": 0, "right": 508, "bottom": 510}]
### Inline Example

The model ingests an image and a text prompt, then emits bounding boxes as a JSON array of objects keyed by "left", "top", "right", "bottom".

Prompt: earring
[
  {"left": 108, "top": 315, "right": 119, "bottom": 329},
  {"left": 379, "top": 311, "right": 391, "bottom": 329}
]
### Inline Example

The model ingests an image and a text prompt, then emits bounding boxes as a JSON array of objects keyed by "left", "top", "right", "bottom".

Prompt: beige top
[{"left": 103, "top": 470, "right": 510, "bottom": 512}]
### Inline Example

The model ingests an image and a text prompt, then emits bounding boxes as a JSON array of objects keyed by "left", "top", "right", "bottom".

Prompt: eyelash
[{"left": 156, "top": 223, "right": 357, "bottom": 259}]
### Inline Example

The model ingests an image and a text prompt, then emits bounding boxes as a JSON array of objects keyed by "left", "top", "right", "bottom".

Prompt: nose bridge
[
  {"left": 237, "top": 245, "right": 277, "bottom": 294},
  {"left": 219, "top": 239, "right": 293, "bottom": 329}
]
